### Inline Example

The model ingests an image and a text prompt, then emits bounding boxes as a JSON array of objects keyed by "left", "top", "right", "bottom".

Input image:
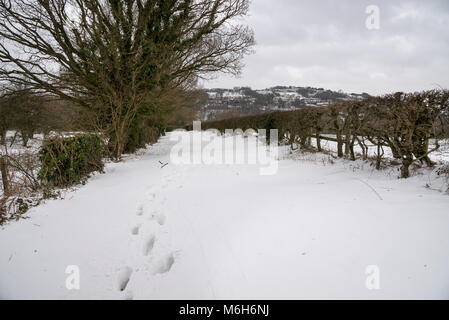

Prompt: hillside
[{"left": 201, "top": 86, "right": 371, "bottom": 120}]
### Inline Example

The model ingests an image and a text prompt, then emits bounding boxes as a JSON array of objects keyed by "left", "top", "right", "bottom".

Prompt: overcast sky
[{"left": 203, "top": 0, "right": 449, "bottom": 95}]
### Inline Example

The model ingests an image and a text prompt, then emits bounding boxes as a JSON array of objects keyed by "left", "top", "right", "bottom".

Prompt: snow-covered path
[{"left": 1, "top": 132, "right": 449, "bottom": 299}]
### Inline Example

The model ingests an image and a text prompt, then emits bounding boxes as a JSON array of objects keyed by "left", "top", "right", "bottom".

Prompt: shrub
[{"left": 38, "top": 134, "right": 105, "bottom": 187}]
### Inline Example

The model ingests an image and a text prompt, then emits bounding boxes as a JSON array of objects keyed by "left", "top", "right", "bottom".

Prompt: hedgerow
[
  {"left": 38, "top": 134, "right": 105, "bottom": 187},
  {"left": 200, "top": 90, "right": 449, "bottom": 178}
]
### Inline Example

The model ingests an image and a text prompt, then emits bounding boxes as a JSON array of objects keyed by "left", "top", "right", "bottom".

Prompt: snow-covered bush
[{"left": 38, "top": 134, "right": 105, "bottom": 188}]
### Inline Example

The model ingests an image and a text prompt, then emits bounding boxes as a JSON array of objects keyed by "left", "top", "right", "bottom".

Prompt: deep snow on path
[{"left": 1, "top": 132, "right": 449, "bottom": 299}]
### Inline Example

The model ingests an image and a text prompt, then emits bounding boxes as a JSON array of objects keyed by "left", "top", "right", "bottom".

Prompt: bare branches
[{"left": 0, "top": 0, "right": 255, "bottom": 157}]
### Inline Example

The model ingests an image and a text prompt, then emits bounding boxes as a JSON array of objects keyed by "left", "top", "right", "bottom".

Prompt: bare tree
[{"left": 0, "top": 0, "right": 255, "bottom": 158}]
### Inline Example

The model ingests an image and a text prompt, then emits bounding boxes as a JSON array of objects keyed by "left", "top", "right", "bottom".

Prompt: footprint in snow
[
  {"left": 150, "top": 253, "right": 175, "bottom": 275},
  {"left": 136, "top": 205, "right": 144, "bottom": 216},
  {"left": 150, "top": 212, "right": 166, "bottom": 226},
  {"left": 116, "top": 266, "right": 133, "bottom": 291},
  {"left": 142, "top": 235, "right": 156, "bottom": 256},
  {"left": 131, "top": 224, "right": 141, "bottom": 236},
  {"left": 148, "top": 193, "right": 156, "bottom": 201}
]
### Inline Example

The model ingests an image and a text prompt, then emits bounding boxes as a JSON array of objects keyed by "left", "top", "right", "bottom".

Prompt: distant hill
[{"left": 201, "top": 86, "right": 371, "bottom": 120}]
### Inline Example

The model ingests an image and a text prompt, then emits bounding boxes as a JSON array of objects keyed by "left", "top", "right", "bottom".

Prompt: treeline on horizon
[{"left": 197, "top": 89, "right": 449, "bottom": 179}]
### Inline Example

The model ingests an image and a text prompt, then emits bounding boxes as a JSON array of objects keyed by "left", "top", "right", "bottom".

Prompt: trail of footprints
[{"left": 117, "top": 177, "right": 178, "bottom": 297}]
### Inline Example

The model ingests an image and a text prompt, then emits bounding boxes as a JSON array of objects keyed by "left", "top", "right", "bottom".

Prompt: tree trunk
[
  {"left": 108, "top": 130, "right": 127, "bottom": 160},
  {"left": 0, "top": 131, "right": 6, "bottom": 146},
  {"left": 344, "top": 133, "right": 351, "bottom": 155},
  {"left": 316, "top": 132, "right": 322, "bottom": 152},
  {"left": 299, "top": 134, "right": 307, "bottom": 149},
  {"left": 356, "top": 137, "right": 367, "bottom": 160},
  {"left": 376, "top": 143, "right": 383, "bottom": 170},
  {"left": 21, "top": 130, "right": 29, "bottom": 147},
  {"left": 400, "top": 156, "right": 413, "bottom": 179},
  {"left": 0, "top": 155, "right": 8, "bottom": 196},
  {"left": 307, "top": 128, "right": 313, "bottom": 146},
  {"left": 336, "top": 131, "right": 343, "bottom": 158},
  {"left": 349, "top": 138, "right": 356, "bottom": 161}
]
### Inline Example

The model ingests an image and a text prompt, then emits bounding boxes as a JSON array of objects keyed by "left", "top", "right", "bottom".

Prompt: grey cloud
[{"left": 204, "top": 0, "right": 449, "bottom": 95}]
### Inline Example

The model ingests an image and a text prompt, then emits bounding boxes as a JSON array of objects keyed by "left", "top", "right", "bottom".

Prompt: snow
[
  {"left": 206, "top": 92, "right": 218, "bottom": 99},
  {"left": 1, "top": 131, "right": 449, "bottom": 299},
  {"left": 0, "top": 131, "right": 43, "bottom": 156},
  {"left": 255, "top": 90, "right": 272, "bottom": 95},
  {"left": 277, "top": 91, "right": 301, "bottom": 100},
  {"left": 314, "top": 135, "right": 449, "bottom": 164},
  {"left": 222, "top": 91, "right": 244, "bottom": 99}
]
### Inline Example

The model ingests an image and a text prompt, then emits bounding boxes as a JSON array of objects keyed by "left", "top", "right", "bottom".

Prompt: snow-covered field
[{"left": 1, "top": 131, "right": 449, "bottom": 299}]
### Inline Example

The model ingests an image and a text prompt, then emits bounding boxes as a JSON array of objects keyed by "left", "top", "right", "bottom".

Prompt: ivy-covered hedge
[{"left": 38, "top": 134, "right": 105, "bottom": 187}]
